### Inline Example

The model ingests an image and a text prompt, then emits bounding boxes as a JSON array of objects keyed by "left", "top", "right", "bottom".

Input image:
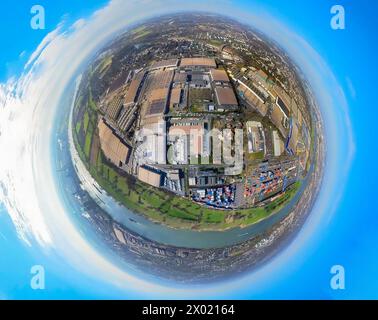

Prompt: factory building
[
  {"left": 124, "top": 71, "right": 145, "bottom": 106},
  {"left": 138, "top": 166, "right": 163, "bottom": 188},
  {"left": 214, "top": 86, "right": 238, "bottom": 109},
  {"left": 210, "top": 69, "right": 230, "bottom": 83},
  {"left": 98, "top": 118, "right": 131, "bottom": 167},
  {"left": 180, "top": 57, "right": 217, "bottom": 69},
  {"left": 149, "top": 59, "right": 179, "bottom": 71}
]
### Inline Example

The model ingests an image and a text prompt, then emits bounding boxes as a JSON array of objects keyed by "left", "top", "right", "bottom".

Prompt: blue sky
[
  {"left": 0, "top": 0, "right": 377, "bottom": 299},
  {"left": 0, "top": 0, "right": 108, "bottom": 81}
]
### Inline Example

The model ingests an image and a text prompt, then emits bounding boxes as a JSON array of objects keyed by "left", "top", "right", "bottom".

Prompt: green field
[
  {"left": 84, "top": 123, "right": 93, "bottom": 158},
  {"left": 132, "top": 27, "right": 152, "bottom": 40},
  {"left": 208, "top": 39, "right": 224, "bottom": 47},
  {"left": 246, "top": 150, "right": 264, "bottom": 161},
  {"left": 189, "top": 88, "right": 212, "bottom": 113},
  {"left": 75, "top": 122, "right": 81, "bottom": 134},
  {"left": 95, "top": 55, "right": 113, "bottom": 76}
]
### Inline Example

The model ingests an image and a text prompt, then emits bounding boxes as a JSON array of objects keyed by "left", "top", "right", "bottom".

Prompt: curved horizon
[{"left": 0, "top": 0, "right": 356, "bottom": 299}]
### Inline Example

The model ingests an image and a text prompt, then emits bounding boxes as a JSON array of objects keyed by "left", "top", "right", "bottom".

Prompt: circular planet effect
[
  {"left": 0, "top": 0, "right": 353, "bottom": 297},
  {"left": 68, "top": 12, "right": 322, "bottom": 283}
]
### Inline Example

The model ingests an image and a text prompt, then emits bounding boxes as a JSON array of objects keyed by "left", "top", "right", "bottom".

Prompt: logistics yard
[{"left": 72, "top": 14, "right": 312, "bottom": 231}]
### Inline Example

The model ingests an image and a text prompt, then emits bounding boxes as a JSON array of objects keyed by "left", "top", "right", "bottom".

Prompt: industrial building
[
  {"left": 272, "top": 130, "right": 284, "bottom": 157},
  {"left": 98, "top": 118, "right": 131, "bottom": 167},
  {"left": 149, "top": 58, "right": 179, "bottom": 71},
  {"left": 180, "top": 57, "right": 217, "bottom": 69},
  {"left": 246, "top": 121, "right": 265, "bottom": 154},
  {"left": 138, "top": 166, "right": 163, "bottom": 188},
  {"left": 124, "top": 71, "right": 145, "bottom": 106},
  {"left": 169, "top": 87, "right": 183, "bottom": 109},
  {"left": 210, "top": 69, "right": 230, "bottom": 83},
  {"left": 214, "top": 86, "right": 238, "bottom": 108},
  {"left": 271, "top": 104, "right": 288, "bottom": 138},
  {"left": 104, "top": 95, "right": 123, "bottom": 120}
]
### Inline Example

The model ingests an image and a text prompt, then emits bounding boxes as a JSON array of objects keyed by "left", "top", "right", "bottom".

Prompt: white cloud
[
  {"left": 71, "top": 18, "right": 86, "bottom": 31},
  {"left": 24, "top": 26, "right": 63, "bottom": 70}
]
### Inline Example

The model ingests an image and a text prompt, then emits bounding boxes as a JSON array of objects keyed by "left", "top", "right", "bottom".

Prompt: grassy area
[
  {"left": 131, "top": 26, "right": 147, "bottom": 35},
  {"left": 133, "top": 29, "right": 152, "bottom": 40},
  {"left": 202, "top": 209, "right": 224, "bottom": 223},
  {"left": 246, "top": 150, "right": 264, "bottom": 161},
  {"left": 88, "top": 87, "right": 97, "bottom": 112},
  {"left": 83, "top": 112, "right": 89, "bottom": 133},
  {"left": 208, "top": 39, "right": 224, "bottom": 47},
  {"left": 95, "top": 55, "right": 113, "bottom": 76},
  {"left": 189, "top": 88, "right": 212, "bottom": 113},
  {"left": 191, "top": 103, "right": 205, "bottom": 113},
  {"left": 75, "top": 121, "right": 81, "bottom": 135},
  {"left": 264, "top": 181, "right": 301, "bottom": 214},
  {"left": 84, "top": 123, "right": 93, "bottom": 158}
]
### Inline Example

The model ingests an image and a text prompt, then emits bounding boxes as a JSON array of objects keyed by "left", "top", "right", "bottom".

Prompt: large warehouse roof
[
  {"left": 170, "top": 87, "right": 182, "bottom": 108},
  {"left": 146, "top": 99, "right": 167, "bottom": 117},
  {"left": 210, "top": 69, "right": 230, "bottom": 82},
  {"left": 98, "top": 119, "right": 130, "bottom": 167},
  {"left": 180, "top": 57, "right": 216, "bottom": 68},
  {"left": 138, "top": 166, "right": 162, "bottom": 188},
  {"left": 148, "top": 87, "right": 170, "bottom": 102},
  {"left": 124, "top": 72, "right": 144, "bottom": 105},
  {"left": 215, "top": 86, "right": 238, "bottom": 106},
  {"left": 149, "top": 59, "right": 178, "bottom": 70}
]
